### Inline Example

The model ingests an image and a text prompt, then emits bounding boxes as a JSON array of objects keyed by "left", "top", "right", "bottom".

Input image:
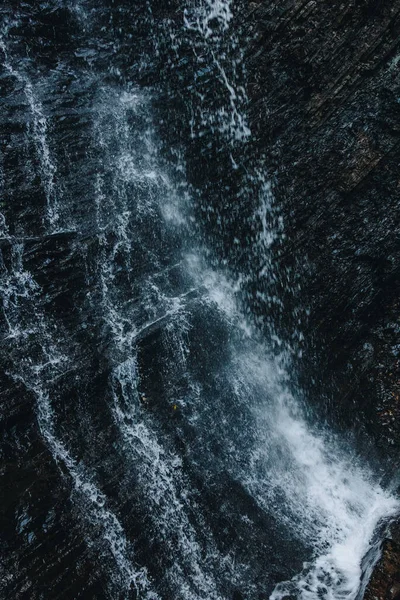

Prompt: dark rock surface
[
  {"left": 364, "top": 523, "right": 400, "bottom": 600},
  {"left": 245, "top": 0, "right": 400, "bottom": 434},
  {"left": 242, "top": 0, "right": 400, "bottom": 593}
]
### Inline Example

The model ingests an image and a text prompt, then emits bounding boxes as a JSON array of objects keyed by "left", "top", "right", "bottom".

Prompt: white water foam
[
  {"left": 2, "top": 4, "right": 397, "bottom": 598},
  {"left": 92, "top": 87, "right": 235, "bottom": 599},
  {"left": 112, "top": 358, "right": 226, "bottom": 600},
  {"left": 87, "top": 49, "right": 400, "bottom": 600},
  {"left": 182, "top": 0, "right": 286, "bottom": 322},
  {"left": 184, "top": 0, "right": 234, "bottom": 38},
  {"left": 178, "top": 4, "right": 400, "bottom": 596},
  {"left": 0, "top": 230, "right": 156, "bottom": 597},
  {"left": 0, "top": 35, "right": 60, "bottom": 229},
  {"left": 94, "top": 85, "right": 400, "bottom": 596},
  {"left": 187, "top": 265, "right": 399, "bottom": 600},
  {"left": 183, "top": 0, "right": 250, "bottom": 143},
  {"left": 28, "top": 384, "right": 153, "bottom": 597}
]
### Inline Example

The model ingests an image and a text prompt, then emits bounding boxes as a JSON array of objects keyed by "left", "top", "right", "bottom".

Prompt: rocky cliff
[
  {"left": 244, "top": 1, "right": 400, "bottom": 595},
  {"left": 0, "top": 1, "right": 399, "bottom": 598}
]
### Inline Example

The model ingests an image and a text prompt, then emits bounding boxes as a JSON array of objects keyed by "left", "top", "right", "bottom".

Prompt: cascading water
[{"left": 0, "top": 1, "right": 398, "bottom": 599}]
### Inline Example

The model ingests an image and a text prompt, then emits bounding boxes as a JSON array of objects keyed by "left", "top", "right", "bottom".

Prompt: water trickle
[{"left": 0, "top": 35, "right": 61, "bottom": 229}]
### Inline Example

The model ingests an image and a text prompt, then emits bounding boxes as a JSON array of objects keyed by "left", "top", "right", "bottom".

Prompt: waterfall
[
  {"left": 0, "top": 37, "right": 60, "bottom": 229},
  {"left": 0, "top": 28, "right": 156, "bottom": 600},
  {"left": 0, "top": 1, "right": 398, "bottom": 599}
]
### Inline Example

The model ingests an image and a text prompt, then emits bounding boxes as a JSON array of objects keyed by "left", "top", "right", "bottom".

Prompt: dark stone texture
[
  {"left": 242, "top": 0, "right": 400, "bottom": 592},
  {"left": 364, "top": 523, "right": 400, "bottom": 599},
  {"left": 245, "top": 0, "right": 400, "bottom": 444}
]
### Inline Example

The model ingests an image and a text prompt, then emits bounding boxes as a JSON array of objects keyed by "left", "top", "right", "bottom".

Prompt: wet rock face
[
  {"left": 241, "top": 1, "right": 400, "bottom": 593},
  {"left": 364, "top": 525, "right": 400, "bottom": 600},
  {"left": 244, "top": 0, "right": 400, "bottom": 447},
  {"left": 1, "top": 0, "right": 400, "bottom": 598}
]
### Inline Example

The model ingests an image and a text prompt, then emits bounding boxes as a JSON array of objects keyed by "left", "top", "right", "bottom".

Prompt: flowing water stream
[{"left": 0, "top": 1, "right": 398, "bottom": 599}]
